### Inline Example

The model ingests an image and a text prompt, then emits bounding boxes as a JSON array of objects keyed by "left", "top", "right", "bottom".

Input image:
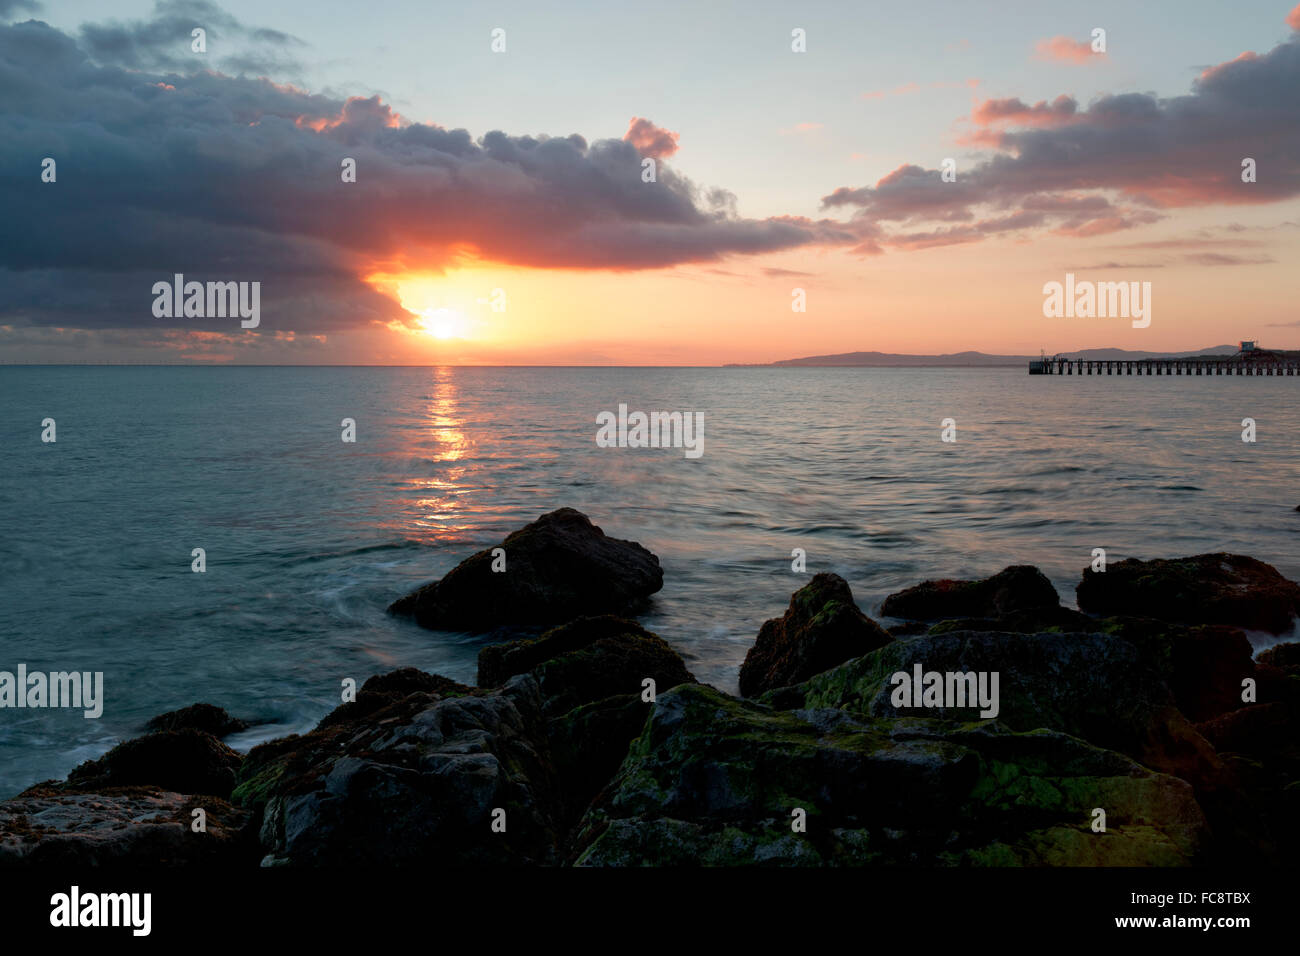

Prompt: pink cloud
[
  {"left": 1034, "top": 36, "right": 1103, "bottom": 64},
  {"left": 623, "top": 117, "right": 680, "bottom": 158},
  {"left": 1289, "top": 3, "right": 1300, "bottom": 30},
  {"left": 820, "top": 30, "right": 1300, "bottom": 256}
]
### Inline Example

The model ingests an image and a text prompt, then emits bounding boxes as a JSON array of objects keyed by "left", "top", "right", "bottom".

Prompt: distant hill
[{"left": 729, "top": 345, "right": 1242, "bottom": 367}]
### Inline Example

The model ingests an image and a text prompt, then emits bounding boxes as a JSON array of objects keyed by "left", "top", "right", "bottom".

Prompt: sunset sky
[{"left": 3, "top": 0, "right": 1299, "bottom": 364}]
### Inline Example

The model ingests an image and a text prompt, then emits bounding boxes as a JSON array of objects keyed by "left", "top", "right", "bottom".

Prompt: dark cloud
[
  {"left": 972, "top": 95, "right": 1078, "bottom": 127},
  {"left": 822, "top": 32, "right": 1300, "bottom": 253},
  {"left": 78, "top": 0, "right": 304, "bottom": 75},
  {"left": 0, "top": 0, "right": 39, "bottom": 18},
  {"left": 0, "top": 14, "right": 851, "bottom": 333}
]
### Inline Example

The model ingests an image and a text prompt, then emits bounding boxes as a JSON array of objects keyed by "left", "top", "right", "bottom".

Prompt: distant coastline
[{"left": 728, "top": 345, "right": 1243, "bottom": 368}]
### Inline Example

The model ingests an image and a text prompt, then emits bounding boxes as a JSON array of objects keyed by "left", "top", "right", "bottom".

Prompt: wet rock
[
  {"left": 63, "top": 729, "right": 243, "bottom": 799},
  {"left": 739, "top": 573, "right": 892, "bottom": 698},
  {"left": 1076, "top": 553, "right": 1300, "bottom": 634},
  {"left": 0, "top": 789, "right": 253, "bottom": 866},
  {"left": 235, "top": 673, "right": 561, "bottom": 866},
  {"left": 572, "top": 684, "right": 1208, "bottom": 866},
  {"left": 881, "top": 565, "right": 1061, "bottom": 622},
  {"left": 388, "top": 508, "right": 663, "bottom": 632},
  {"left": 146, "top": 702, "right": 247, "bottom": 737}
]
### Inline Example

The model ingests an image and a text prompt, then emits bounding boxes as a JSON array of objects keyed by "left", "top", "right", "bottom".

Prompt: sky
[{"left": 2, "top": 0, "right": 1299, "bottom": 364}]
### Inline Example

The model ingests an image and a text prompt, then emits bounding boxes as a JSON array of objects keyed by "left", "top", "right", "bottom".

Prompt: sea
[{"left": 2, "top": 365, "right": 1298, "bottom": 796}]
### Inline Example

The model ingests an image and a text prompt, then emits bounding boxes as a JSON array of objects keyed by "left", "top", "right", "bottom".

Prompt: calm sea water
[{"left": 2, "top": 365, "right": 1299, "bottom": 796}]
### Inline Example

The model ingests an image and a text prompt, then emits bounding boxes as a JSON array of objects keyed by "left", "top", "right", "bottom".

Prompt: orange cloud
[
  {"left": 1034, "top": 36, "right": 1102, "bottom": 64},
  {"left": 1198, "top": 50, "right": 1258, "bottom": 83},
  {"left": 623, "top": 117, "right": 679, "bottom": 158},
  {"left": 1289, "top": 3, "right": 1300, "bottom": 30}
]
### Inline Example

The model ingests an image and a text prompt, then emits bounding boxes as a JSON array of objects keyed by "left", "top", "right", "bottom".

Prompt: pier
[
  {"left": 1029, "top": 358, "right": 1300, "bottom": 375},
  {"left": 1029, "top": 341, "right": 1300, "bottom": 376}
]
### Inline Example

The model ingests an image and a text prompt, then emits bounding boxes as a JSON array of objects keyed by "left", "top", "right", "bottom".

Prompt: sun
[{"left": 416, "top": 307, "right": 467, "bottom": 340}]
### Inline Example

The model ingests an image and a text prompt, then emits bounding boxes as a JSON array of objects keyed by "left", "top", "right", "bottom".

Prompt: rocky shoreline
[{"left": 3, "top": 509, "right": 1298, "bottom": 866}]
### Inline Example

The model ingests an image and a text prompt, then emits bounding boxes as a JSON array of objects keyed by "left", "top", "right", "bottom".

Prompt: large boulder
[
  {"left": 63, "top": 729, "right": 243, "bottom": 799},
  {"left": 571, "top": 684, "right": 1209, "bottom": 866},
  {"left": 739, "top": 574, "right": 892, "bottom": 698},
  {"left": 1076, "top": 553, "right": 1300, "bottom": 634},
  {"left": 388, "top": 508, "right": 664, "bottom": 632},
  {"left": 235, "top": 673, "right": 561, "bottom": 866},
  {"left": 774, "top": 629, "right": 1222, "bottom": 787},
  {"left": 881, "top": 565, "right": 1061, "bottom": 622},
  {"left": 0, "top": 789, "right": 253, "bottom": 866}
]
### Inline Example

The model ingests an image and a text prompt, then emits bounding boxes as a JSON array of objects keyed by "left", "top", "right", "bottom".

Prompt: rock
[
  {"left": 316, "top": 669, "right": 473, "bottom": 732},
  {"left": 388, "top": 508, "right": 663, "bottom": 632},
  {"left": 774, "top": 629, "right": 1222, "bottom": 787},
  {"left": 478, "top": 615, "right": 696, "bottom": 824},
  {"left": 547, "top": 693, "right": 652, "bottom": 827},
  {"left": 881, "top": 565, "right": 1061, "bottom": 621},
  {"left": 1076, "top": 553, "right": 1300, "bottom": 634},
  {"left": 1097, "top": 618, "right": 1256, "bottom": 723},
  {"left": 1196, "top": 703, "right": 1294, "bottom": 755},
  {"left": 63, "top": 729, "right": 243, "bottom": 798},
  {"left": 571, "top": 684, "right": 1209, "bottom": 866},
  {"left": 1194, "top": 697, "right": 1300, "bottom": 859},
  {"left": 1258, "top": 642, "right": 1300, "bottom": 676},
  {"left": 145, "top": 702, "right": 247, "bottom": 737},
  {"left": 479, "top": 615, "right": 694, "bottom": 716},
  {"left": 235, "top": 673, "right": 561, "bottom": 865},
  {"left": 739, "top": 573, "right": 892, "bottom": 698},
  {"left": 925, "top": 606, "right": 1094, "bottom": 635},
  {"left": 0, "top": 789, "right": 253, "bottom": 866}
]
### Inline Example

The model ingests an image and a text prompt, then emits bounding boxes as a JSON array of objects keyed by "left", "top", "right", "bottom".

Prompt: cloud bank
[
  {"left": 0, "top": 6, "right": 848, "bottom": 333},
  {"left": 822, "top": 17, "right": 1300, "bottom": 253}
]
